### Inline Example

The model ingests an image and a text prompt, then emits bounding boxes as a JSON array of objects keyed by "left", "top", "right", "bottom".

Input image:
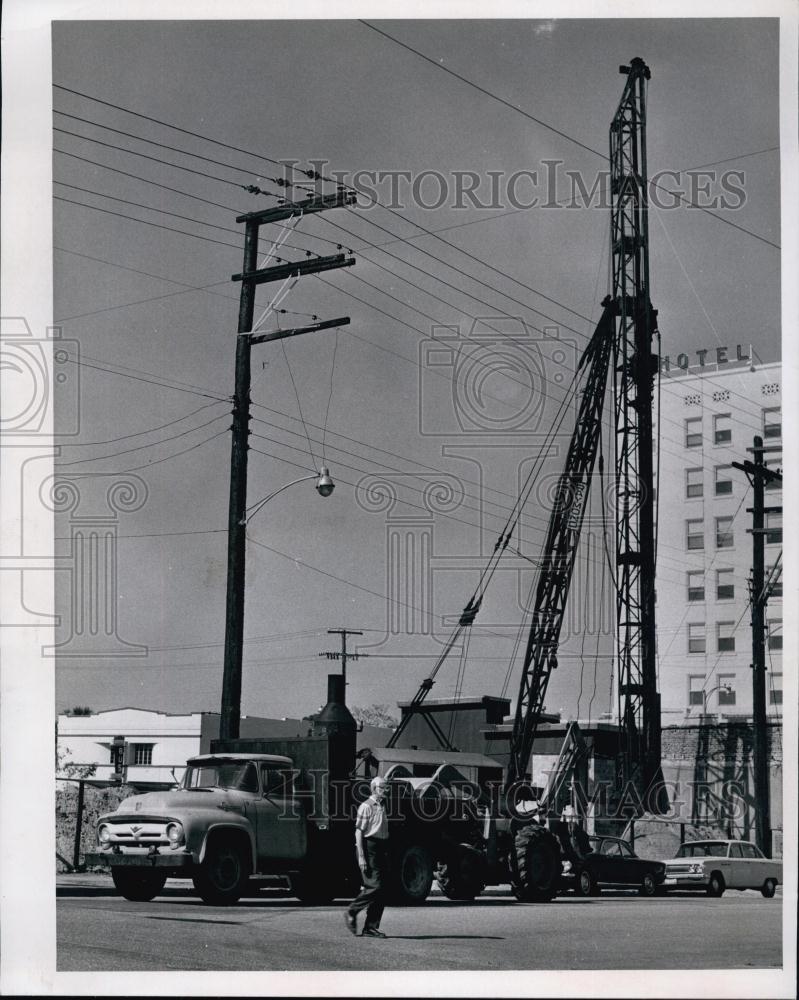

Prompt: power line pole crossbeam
[{"left": 319, "top": 629, "right": 366, "bottom": 690}]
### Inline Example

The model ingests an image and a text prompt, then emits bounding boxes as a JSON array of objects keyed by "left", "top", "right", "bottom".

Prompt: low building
[{"left": 56, "top": 707, "right": 392, "bottom": 790}]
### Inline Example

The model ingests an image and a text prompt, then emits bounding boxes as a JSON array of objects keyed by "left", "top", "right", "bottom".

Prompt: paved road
[{"left": 57, "top": 876, "right": 782, "bottom": 972}]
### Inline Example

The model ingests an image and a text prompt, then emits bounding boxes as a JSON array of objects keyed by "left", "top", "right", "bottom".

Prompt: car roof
[{"left": 187, "top": 753, "right": 293, "bottom": 765}]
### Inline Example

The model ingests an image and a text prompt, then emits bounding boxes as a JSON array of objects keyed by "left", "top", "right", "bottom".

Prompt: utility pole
[
  {"left": 319, "top": 629, "right": 366, "bottom": 690},
  {"left": 732, "top": 435, "right": 782, "bottom": 857},
  {"left": 220, "top": 192, "right": 356, "bottom": 741}
]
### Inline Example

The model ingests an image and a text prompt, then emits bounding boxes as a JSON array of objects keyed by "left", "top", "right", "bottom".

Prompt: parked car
[
  {"left": 661, "top": 839, "right": 782, "bottom": 897},
  {"left": 560, "top": 835, "right": 666, "bottom": 897}
]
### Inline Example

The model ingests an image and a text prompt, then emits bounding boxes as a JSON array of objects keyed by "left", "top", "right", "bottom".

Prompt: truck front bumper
[{"left": 85, "top": 850, "right": 194, "bottom": 869}]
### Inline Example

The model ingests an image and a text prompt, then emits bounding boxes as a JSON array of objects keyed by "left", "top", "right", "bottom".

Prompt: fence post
[
  {"left": 680, "top": 821, "right": 685, "bottom": 845},
  {"left": 73, "top": 780, "right": 85, "bottom": 870},
  {"left": 629, "top": 819, "right": 635, "bottom": 851}
]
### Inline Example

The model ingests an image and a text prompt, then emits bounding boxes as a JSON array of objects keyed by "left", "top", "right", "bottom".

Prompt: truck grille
[{"left": 105, "top": 821, "right": 169, "bottom": 845}]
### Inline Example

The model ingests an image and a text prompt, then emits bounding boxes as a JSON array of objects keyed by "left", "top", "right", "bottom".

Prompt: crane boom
[{"left": 506, "top": 298, "right": 617, "bottom": 788}]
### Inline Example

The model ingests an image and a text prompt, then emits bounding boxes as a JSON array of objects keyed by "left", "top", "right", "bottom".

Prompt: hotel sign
[{"left": 660, "top": 344, "right": 751, "bottom": 373}]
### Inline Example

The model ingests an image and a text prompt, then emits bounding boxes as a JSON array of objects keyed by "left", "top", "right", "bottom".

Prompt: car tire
[
  {"left": 576, "top": 869, "right": 599, "bottom": 897},
  {"left": 111, "top": 867, "right": 167, "bottom": 902},
  {"left": 761, "top": 878, "right": 777, "bottom": 898},
  {"left": 389, "top": 843, "right": 434, "bottom": 905},
  {"left": 193, "top": 837, "right": 250, "bottom": 905},
  {"left": 706, "top": 872, "right": 725, "bottom": 898},
  {"left": 639, "top": 873, "right": 658, "bottom": 897}
]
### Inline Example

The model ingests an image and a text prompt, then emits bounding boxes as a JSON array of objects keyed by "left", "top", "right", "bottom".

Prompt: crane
[{"left": 386, "top": 59, "right": 665, "bottom": 900}]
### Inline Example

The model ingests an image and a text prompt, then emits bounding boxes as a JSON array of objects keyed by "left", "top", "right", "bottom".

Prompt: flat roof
[
  {"left": 397, "top": 695, "right": 510, "bottom": 709},
  {"left": 372, "top": 747, "right": 503, "bottom": 768}
]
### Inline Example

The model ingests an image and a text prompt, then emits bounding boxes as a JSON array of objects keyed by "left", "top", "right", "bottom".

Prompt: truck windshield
[
  {"left": 183, "top": 762, "right": 257, "bottom": 792},
  {"left": 676, "top": 842, "right": 729, "bottom": 858}
]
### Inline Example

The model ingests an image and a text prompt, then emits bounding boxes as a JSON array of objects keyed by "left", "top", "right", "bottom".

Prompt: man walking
[{"left": 344, "top": 776, "right": 390, "bottom": 938}]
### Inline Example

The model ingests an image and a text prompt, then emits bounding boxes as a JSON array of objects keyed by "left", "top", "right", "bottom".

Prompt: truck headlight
[
  {"left": 689, "top": 864, "right": 702, "bottom": 874},
  {"left": 98, "top": 824, "right": 111, "bottom": 844},
  {"left": 166, "top": 822, "right": 184, "bottom": 845}
]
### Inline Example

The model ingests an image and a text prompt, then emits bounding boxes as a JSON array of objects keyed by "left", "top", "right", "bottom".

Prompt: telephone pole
[
  {"left": 220, "top": 192, "right": 356, "bottom": 741},
  {"left": 732, "top": 435, "right": 782, "bottom": 856},
  {"left": 319, "top": 628, "right": 366, "bottom": 690}
]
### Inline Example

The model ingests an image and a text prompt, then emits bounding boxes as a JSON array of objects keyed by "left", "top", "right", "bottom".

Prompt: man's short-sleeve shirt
[{"left": 355, "top": 794, "right": 388, "bottom": 840}]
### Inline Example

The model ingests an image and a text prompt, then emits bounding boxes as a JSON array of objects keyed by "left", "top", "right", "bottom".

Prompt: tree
[{"left": 350, "top": 704, "right": 398, "bottom": 729}]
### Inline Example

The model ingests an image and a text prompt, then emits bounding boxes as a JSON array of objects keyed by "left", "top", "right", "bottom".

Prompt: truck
[{"left": 85, "top": 675, "right": 491, "bottom": 905}]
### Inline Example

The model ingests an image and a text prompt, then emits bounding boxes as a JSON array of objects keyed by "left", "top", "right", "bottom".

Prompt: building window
[
  {"left": 685, "top": 468, "right": 703, "bottom": 498},
  {"left": 716, "top": 568, "right": 735, "bottom": 601},
  {"left": 131, "top": 744, "right": 153, "bottom": 766},
  {"left": 688, "top": 675, "right": 705, "bottom": 706},
  {"left": 685, "top": 417, "right": 702, "bottom": 448},
  {"left": 764, "top": 453, "right": 782, "bottom": 492},
  {"left": 717, "top": 621, "right": 736, "bottom": 653},
  {"left": 713, "top": 413, "right": 732, "bottom": 445},
  {"left": 717, "top": 676, "right": 736, "bottom": 706},
  {"left": 766, "top": 564, "right": 782, "bottom": 598},
  {"left": 765, "top": 511, "right": 782, "bottom": 544},
  {"left": 715, "top": 516, "right": 734, "bottom": 549},
  {"left": 714, "top": 465, "right": 733, "bottom": 496},
  {"left": 763, "top": 406, "right": 781, "bottom": 440},
  {"left": 688, "top": 623, "right": 706, "bottom": 654},
  {"left": 767, "top": 619, "right": 782, "bottom": 651},
  {"left": 687, "top": 519, "right": 704, "bottom": 550},
  {"left": 687, "top": 571, "right": 705, "bottom": 602},
  {"left": 770, "top": 674, "right": 783, "bottom": 706}
]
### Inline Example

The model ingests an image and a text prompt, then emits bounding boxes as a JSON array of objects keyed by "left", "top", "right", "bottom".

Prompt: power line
[
  {"left": 56, "top": 398, "right": 228, "bottom": 446},
  {"left": 357, "top": 21, "right": 780, "bottom": 251}
]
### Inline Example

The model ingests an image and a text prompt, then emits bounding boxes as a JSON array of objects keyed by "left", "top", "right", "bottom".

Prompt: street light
[
  {"left": 240, "top": 467, "right": 335, "bottom": 525},
  {"left": 702, "top": 683, "right": 733, "bottom": 715}
]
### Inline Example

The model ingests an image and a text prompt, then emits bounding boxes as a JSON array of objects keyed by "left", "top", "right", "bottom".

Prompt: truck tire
[
  {"left": 435, "top": 844, "right": 486, "bottom": 901},
  {"left": 512, "top": 823, "right": 560, "bottom": 903},
  {"left": 761, "top": 878, "right": 777, "bottom": 898},
  {"left": 111, "top": 867, "right": 167, "bottom": 902},
  {"left": 390, "top": 844, "right": 434, "bottom": 905},
  {"left": 706, "top": 872, "right": 725, "bottom": 898},
  {"left": 193, "top": 837, "right": 250, "bottom": 905}
]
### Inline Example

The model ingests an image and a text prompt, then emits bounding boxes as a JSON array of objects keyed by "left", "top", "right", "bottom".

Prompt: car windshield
[
  {"left": 676, "top": 841, "right": 729, "bottom": 859},
  {"left": 183, "top": 762, "right": 257, "bottom": 792}
]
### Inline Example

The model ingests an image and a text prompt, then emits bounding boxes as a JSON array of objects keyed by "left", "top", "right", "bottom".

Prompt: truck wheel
[
  {"left": 111, "top": 867, "right": 167, "bottom": 902},
  {"left": 639, "top": 873, "right": 657, "bottom": 897},
  {"left": 193, "top": 838, "right": 250, "bottom": 905},
  {"left": 761, "top": 878, "right": 777, "bottom": 898},
  {"left": 390, "top": 844, "right": 434, "bottom": 905},
  {"left": 576, "top": 868, "right": 599, "bottom": 897},
  {"left": 435, "top": 844, "right": 486, "bottom": 901},
  {"left": 706, "top": 872, "right": 725, "bottom": 898},
  {"left": 512, "top": 824, "right": 560, "bottom": 903}
]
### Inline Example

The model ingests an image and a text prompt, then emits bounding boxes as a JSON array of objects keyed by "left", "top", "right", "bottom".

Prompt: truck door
[{"left": 254, "top": 762, "right": 307, "bottom": 862}]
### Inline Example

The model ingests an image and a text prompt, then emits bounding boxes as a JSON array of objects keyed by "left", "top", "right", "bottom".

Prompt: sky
[{"left": 47, "top": 16, "right": 784, "bottom": 725}]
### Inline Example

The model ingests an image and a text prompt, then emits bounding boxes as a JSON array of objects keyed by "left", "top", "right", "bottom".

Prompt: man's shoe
[
  {"left": 344, "top": 911, "right": 357, "bottom": 935},
  {"left": 362, "top": 927, "right": 387, "bottom": 938}
]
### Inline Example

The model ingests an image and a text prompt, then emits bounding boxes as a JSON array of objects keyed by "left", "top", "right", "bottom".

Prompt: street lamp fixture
[
  {"left": 240, "top": 467, "right": 336, "bottom": 525},
  {"left": 702, "top": 683, "right": 733, "bottom": 715}
]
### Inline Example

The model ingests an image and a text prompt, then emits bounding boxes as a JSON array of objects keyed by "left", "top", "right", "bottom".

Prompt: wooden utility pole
[
  {"left": 732, "top": 435, "right": 782, "bottom": 857},
  {"left": 319, "top": 628, "right": 366, "bottom": 690},
  {"left": 220, "top": 193, "right": 356, "bottom": 741}
]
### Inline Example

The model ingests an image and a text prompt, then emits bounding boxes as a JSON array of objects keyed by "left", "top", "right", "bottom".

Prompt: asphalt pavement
[{"left": 56, "top": 873, "right": 783, "bottom": 973}]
